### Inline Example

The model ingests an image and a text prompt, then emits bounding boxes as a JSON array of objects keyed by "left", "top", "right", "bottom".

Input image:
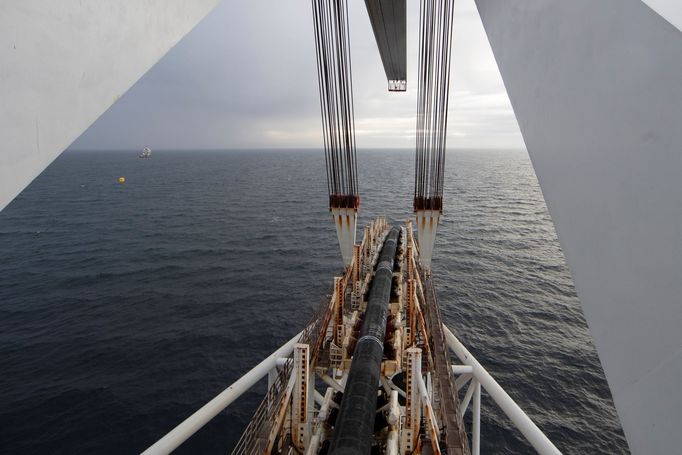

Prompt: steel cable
[
  {"left": 311, "top": 0, "right": 359, "bottom": 210},
  {"left": 414, "top": 0, "right": 455, "bottom": 212}
]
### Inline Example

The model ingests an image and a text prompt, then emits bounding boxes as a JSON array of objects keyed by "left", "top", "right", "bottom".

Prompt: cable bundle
[
  {"left": 311, "top": 0, "right": 359, "bottom": 210},
  {"left": 414, "top": 0, "right": 455, "bottom": 212}
]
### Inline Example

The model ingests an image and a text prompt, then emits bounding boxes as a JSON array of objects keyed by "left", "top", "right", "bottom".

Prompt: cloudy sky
[{"left": 70, "top": 0, "right": 524, "bottom": 151}]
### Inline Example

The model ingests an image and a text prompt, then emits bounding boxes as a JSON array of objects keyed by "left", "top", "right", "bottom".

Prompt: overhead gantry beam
[
  {"left": 364, "top": 0, "right": 407, "bottom": 91},
  {"left": 474, "top": 2, "right": 682, "bottom": 453},
  {"left": 0, "top": 0, "right": 222, "bottom": 212}
]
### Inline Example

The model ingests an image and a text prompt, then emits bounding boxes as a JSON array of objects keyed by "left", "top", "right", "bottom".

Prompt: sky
[{"left": 70, "top": 0, "right": 525, "bottom": 151}]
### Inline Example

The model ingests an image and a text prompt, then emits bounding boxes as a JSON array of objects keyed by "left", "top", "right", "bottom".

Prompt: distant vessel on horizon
[{"left": 139, "top": 146, "right": 152, "bottom": 159}]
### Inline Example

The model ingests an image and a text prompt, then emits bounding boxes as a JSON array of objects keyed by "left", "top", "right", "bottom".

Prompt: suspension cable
[
  {"left": 414, "top": 0, "right": 455, "bottom": 213},
  {"left": 312, "top": 0, "right": 359, "bottom": 210}
]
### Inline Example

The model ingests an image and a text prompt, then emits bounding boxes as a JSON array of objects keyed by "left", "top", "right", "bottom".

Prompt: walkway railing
[
  {"left": 141, "top": 331, "right": 303, "bottom": 455},
  {"left": 142, "top": 323, "right": 562, "bottom": 455},
  {"left": 443, "top": 325, "right": 562, "bottom": 455}
]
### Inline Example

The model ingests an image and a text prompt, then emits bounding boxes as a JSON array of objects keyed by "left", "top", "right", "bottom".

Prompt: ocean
[{"left": 0, "top": 149, "right": 629, "bottom": 454}]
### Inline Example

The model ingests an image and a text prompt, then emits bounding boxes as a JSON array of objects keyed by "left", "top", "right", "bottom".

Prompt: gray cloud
[{"left": 70, "top": 0, "right": 524, "bottom": 151}]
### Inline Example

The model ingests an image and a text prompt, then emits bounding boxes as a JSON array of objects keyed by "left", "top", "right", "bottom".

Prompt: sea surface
[{"left": 0, "top": 149, "right": 629, "bottom": 454}]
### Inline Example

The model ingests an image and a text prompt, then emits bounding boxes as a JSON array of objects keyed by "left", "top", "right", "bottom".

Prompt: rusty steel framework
[
  {"left": 144, "top": 220, "right": 561, "bottom": 455},
  {"left": 231, "top": 218, "right": 470, "bottom": 455},
  {"left": 231, "top": 275, "right": 350, "bottom": 453}
]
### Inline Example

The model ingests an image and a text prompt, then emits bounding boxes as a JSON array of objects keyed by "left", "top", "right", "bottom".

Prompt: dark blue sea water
[{"left": 0, "top": 149, "right": 629, "bottom": 454}]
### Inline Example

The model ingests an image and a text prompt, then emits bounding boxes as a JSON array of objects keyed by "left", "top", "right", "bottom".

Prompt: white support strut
[
  {"left": 417, "top": 374, "right": 442, "bottom": 454},
  {"left": 142, "top": 330, "right": 303, "bottom": 455},
  {"left": 459, "top": 378, "right": 478, "bottom": 416},
  {"left": 443, "top": 325, "right": 562, "bottom": 455},
  {"left": 331, "top": 207, "right": 357, "bottom": 267},
  {"left": 415, "top": 210, "right": 440, "bottom": 271},
  {"left": 473, "top": 380, "right": 481, "bottom": 455}
]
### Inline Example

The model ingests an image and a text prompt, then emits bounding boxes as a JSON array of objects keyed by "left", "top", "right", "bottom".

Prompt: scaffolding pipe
[{"left": 330, "top": 227, "right": 400, "bottom": 454}]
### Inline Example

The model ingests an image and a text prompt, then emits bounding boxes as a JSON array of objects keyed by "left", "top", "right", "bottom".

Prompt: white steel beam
[
  {"left": 415, "top": 210, "right": 440, "bottom": 271},
  {"left": 417, "top": 374, "right": 442, "bottom": 454},
  {"left": 293, "top": 343, "right": 311, "bottom": 451},
  {"left": 401, "top": 347, "right": 422, "bottom": 453},
  {"left": 452, "top": 365, "right": 473, "bottom": 375},
  {"left": 331, "top": 208, "right": 357, "bottom": 267},
  {"left": 473, "top": 381, "right": 481, "bottom": 455},
  {"left": 459, "top": 378, "right": 478, "bottom": 416},
  {"left": 320, "top": 374, "right": 344, "bottom": 393},
  {"left": 455, "top": 373, "right": 473, "bottom": 391},
  {"left": 0, "top": 0, "right": 221, "bottom": 211},
  {"left": 142, "top": 330, "right": 303, "bottom": 455},
  {"left": 443, "top": 325, "right": 561, "bottom": 455},
  {"left": 474, "top": 2, "right": 682, "bottom": 452}
]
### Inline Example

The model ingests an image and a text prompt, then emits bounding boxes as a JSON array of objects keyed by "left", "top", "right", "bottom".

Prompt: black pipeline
[{"left": 329, "top": 227, "right": 400, "bottom": 454}]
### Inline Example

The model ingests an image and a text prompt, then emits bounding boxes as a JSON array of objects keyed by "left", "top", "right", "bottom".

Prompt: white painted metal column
[
  {"left": 401, "top": 347, "right": 422, "bottom": 454},
  {"left": 474, "top": 2, "right": 682, "bottom": 452},
  {"left": 334, "top": 276, "right": 345, "bottom": 346},
  {"left": 0, "top": 0, "right": 222, "bottom": 212},
  {"left": 405, "top": 279, "right": 417, "bottom": 347},
  {"left": 415, "top": 210, "right": 440, "bottom": 270},
  {"left": 459, "top": 377, "right": 477, "bottom": 416},
  {"left": 292, "top": 343, "right": 311, "bottom": 451},
  {"left": 473, "top": 380, "right": 481, "bottom": 455},
  {"left": 416, "top": 374, "right": 442, "bottom": 454},
  {"left": 331, "top": 208, "right": 357, "bottom": 267},
  {"left": 351, "top": 244, "right": 362, "bottom": 309}
]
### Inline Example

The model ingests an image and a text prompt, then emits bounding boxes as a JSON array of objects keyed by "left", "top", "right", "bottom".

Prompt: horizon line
[{"left": 66, "top": 146, "right": 527, "bottom": 152}]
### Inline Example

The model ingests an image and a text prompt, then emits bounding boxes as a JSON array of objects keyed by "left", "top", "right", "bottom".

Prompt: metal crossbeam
[
  {"left": 364, "top": 0, "right": 407, "bottom": 91},
  {"left": 443, "top": 325, "right": 562, "bottom": 455}
]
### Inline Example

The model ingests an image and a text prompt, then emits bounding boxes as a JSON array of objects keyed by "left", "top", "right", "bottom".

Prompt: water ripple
[{"left": 0, "top": 149, "right": 628, "bottom": 454}]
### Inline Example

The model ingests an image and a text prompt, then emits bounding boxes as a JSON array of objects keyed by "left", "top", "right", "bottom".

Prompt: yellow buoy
[{"left": 118, "top": 177, "right": 125, "bottom": 183}]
